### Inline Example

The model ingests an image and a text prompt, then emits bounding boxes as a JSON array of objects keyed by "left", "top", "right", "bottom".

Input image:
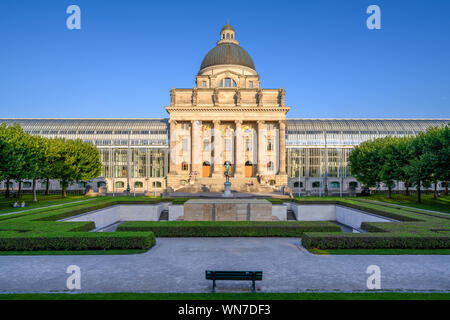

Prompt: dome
[{"left": 200, "top": 43, "right": 256, "bottom": 70}]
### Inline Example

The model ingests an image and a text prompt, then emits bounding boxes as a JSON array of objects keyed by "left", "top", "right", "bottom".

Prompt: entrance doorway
[
  {"left": 202, "top": 161, "right": 211, "bottom": 177},
  {"left": 245, "top": 161, "right": 253, "bottom": 177}
]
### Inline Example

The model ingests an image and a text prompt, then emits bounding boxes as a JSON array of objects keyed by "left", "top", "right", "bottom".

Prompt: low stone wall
[
  {"left": 288, "top": 203, "right": 396, "bottom": 230},
  {"left": 63, "top": 204, "right": 165, "bottom": 229}
]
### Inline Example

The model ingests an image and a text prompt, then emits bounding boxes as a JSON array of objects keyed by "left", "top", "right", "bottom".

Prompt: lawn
[
  {"left": 364, "top": 194, "right": 450, "bottom": 214},
  {"left": 0, "top": 292, "right": 449, "bottom": 300},
  {"left": 0, "top": 194, "right": 91, "bottom": 215}
]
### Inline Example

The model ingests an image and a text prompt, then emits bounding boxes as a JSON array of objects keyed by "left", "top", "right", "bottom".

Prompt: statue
[
  {"left": 213, "top": 88, "right": 219, "bottom": 105},
  {"left": 279, "top": 88, "right": 285, "bottom": 107},
  {"left": 224, "top": 161, "right": 231, "bottom": 183},
  {"left": 192, "top": 88, "right": 198, "bottom": 106},
  {"left": 257, "top": 89, "right": 263, "bottom": 106},
  {"left": 170, "top": 88, "right": 176, "bottom": 106},
  {"left": 223, "top": 161, "right": 232, "bottom": 197},
  {"left": 235, "top": 89, "right": 241, "bottom": 106}
]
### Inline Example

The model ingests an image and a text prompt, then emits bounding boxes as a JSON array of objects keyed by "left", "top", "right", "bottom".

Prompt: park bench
[{"left": 205, "top": 270, "right": 263, "bottom": 293}]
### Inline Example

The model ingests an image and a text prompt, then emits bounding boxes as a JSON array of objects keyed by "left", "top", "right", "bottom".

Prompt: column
[
  {"left": 212, "top": 120, "right": 222, "bottom": 176},
  {"left": 234, "top": 120, "right": 244, "bottom": 177},
  {"left": 279, "top": 120, "right": 286, "bottom": 175},
  {"left": 257, "top": 120, "right": 265, "bottom": 176},
  {"left": 191, "top": 120, "right": 201, "bottom": 174},
  {"left": 169, "top": 120, "right": 178, "bottom": 174}
]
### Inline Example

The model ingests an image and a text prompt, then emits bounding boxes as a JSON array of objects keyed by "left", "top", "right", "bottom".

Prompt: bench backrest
[{"left": 205, "top": 270, "right": 263, "bottom": 281}]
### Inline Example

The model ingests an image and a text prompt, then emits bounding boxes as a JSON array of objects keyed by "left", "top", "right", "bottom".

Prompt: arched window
[
  {"left": 78, "top": 181, "right": 87, "bottom": 188},
  {"left": 226, "top": 33, "right": 230, "bottom": 39},
  {"left": 330, "top": 181, "right": 340, "bottom": 189},
  {"left": 349, "top": 181, "right": 358, "bottom": 189},
  {"left": 135, "top": 181, "right": 143, "bottom": 188},
  {"left": 268, "top": 180, "right": 276, "bottom": 186},
  {"left": 245, "top": 161, "right": 252, "bottom": 166},
  {"left": 267, "top": 161, "right": 274, "bottom": 171},
  {"left": 203, "top": 161, "right": 211, "bottom": 166},
  {"left": 231, "top": 34, "right": 233, "bottom": 39},
  {"left": 220, "top": 78, "right": 237, "bottom": 88},
  {"left": 293, "top": 181, "right": 303, "bottom": 188},
  {"left": 312, "top": 181, "right": 321, "bottom": 188},
  {"left": 97, "top": 181, "right": 106, "bottom": 188},
  {"left": 115, "top": 181, "right": 125, "bottom": 188},
  {"left": 153, "top": 181, "right": 162, "bottom": 188},
  {"left": 182, "top": 161, "right": 189, "bottom": 171}
]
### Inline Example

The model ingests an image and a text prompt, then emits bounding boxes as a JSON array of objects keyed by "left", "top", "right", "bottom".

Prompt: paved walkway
[{"left": 1, "top": 238, "right": 449, "bottom": 293}]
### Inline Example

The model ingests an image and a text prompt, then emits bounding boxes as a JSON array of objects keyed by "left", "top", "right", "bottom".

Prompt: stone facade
[{"left": 165, "top": 23, "right": 289, "bottom": 192}]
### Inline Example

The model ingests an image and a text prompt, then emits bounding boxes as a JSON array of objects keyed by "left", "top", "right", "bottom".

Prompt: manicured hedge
[
  {"left": 302, "top": 232, "right": 450, "bottom": 249},
  {"left": 0, "top": 231, "right": 156, "bottom": 251},
  {"left": 116, "top": 221, "right": 341, "bottom": 237}
]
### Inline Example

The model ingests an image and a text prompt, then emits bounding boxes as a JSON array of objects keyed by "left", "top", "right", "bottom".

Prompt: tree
[
  {"left": 378, "top": 137, "right": 398, "bottom": 199},
  {"left": 50, "top": 138, "right": 101, "bottom": 198},
  {"left": 26, "top": 135, "right": 50, "bottom": 202},
  {"left": 348, "top": 138, "right": 384, "bottom": 191},
  {"left": 405, "top": 132, "right": 434, "bottom": 203},
  {"left": 430, "top": 125, "right": 450, "bottom": 196},
  {"left": 0, "top": 124, "right": 29, "bottom": 198}
]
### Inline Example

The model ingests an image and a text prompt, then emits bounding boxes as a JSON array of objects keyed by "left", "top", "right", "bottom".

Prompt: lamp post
[{"left": 126, "top": 130, "right": 131, "bottom": 195}]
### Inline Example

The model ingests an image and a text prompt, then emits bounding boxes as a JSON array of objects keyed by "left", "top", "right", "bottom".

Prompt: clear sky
[{"left": 0, "top": 0, "right": 449, "bottom": 119}]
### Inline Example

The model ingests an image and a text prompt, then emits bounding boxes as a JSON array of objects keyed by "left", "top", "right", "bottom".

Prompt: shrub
[
  {"left": 0, "top": 231, "right": 155, "bottom": 251},
  {"left": 117, "top": 221, "right": 340, "bottom": 237},
  {"left": 302, "top": 232, "right": 450, "bottom": 249}
]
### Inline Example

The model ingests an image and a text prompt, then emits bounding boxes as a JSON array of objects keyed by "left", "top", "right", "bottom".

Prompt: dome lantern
[{"left": 218, "top": 20, "right": 239, "bottom": 45}]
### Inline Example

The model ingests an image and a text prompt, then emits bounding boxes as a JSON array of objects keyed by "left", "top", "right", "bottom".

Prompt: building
[{"left": 1, "top": 23, "right": 449, "bottom": 195}]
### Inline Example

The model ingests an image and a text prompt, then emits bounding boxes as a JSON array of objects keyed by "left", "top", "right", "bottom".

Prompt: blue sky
[{"left": 0, "top": 0, "right": 449, "bottom": 119}]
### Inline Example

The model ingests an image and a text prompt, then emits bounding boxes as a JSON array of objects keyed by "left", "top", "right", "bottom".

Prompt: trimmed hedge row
[
  {"left": 0, "top": 231, "right": 156, "bottom": 251},
  {"left": 302, "top": 232, "right": 450, "bottom": 249},
  {"left": 116, "top": 221, "right": 341, "bottom": 237}
]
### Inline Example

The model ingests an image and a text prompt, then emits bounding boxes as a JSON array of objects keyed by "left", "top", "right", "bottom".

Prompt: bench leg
[
  {"left": 252, "top": 280, "right": 256, "bottom": 293},
  {"left": 212, "top": 280, "right": 216, "bottom": 293}
]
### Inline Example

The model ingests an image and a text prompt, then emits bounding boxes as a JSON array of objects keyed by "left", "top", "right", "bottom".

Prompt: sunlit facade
[{"left": 1, "top": 23, "right": 449, "bottom": 195}]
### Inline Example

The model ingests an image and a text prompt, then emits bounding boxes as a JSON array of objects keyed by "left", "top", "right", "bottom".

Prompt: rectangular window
[
  {"left": 182, "top": 138, "right": 188, "bottom": 151},
  {"left": 246, "top": 138, "right": 252, "bottom": 151},
  {"left": 202, "top": 81, "right": 207, "bottom": 87},
  {"left": 225, "top": 139, "right": 231, "bottom": 151},
  {"left": 248, "top": 81, "right": 253, "bottom": 88},
  {"left": 203, "top": 139, "right": 210, "bottom": 151},
  {"left": 267, "top": 139, "right": 273, "bottom": 151}
]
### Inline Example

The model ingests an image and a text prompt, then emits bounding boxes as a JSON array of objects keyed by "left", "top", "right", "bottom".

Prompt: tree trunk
[
  {"left": 45, "top": 177, "right": 50, "bottom": 195},
  {"left": 434, "top": 182, "right": 437, "bottom": 199},
  {"left": 388, "top": 185, "right": 392, "bottom": 199},
  {"left": 18, "top": 181, "right": 22, "bottom": 200},
  {"left": 5, "top": 179, "right": 10, "bottom": 198},
  {"left": 62, "top": 181, "right": 67, "bottom": 198},
  {"left": 446, "top": 181, "right": 449, "bottom": 196},
  {"left": 417, "top": 181, "right": 421, "bottom": 203},
  {"left": 405, "top": 181, "right": 410, "bottom": 196},
  {"left": 32, "top": 179, "right": 37, "bottom": 202}
]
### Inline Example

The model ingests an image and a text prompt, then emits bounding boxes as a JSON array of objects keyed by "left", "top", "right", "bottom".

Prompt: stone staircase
[
  {"left": 287, "top": 209, "right": 297, "bottom": 221},
  {"left": 175, "top": 176, "right": 277, "bottom": 194},
  {"left": 158, "top": 209, "right": 169, "bottom": 221}
]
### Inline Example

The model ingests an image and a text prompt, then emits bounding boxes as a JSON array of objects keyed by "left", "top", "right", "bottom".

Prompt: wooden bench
[{"left": 205, "top": 270, "right": 263, "bottom": 292}]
